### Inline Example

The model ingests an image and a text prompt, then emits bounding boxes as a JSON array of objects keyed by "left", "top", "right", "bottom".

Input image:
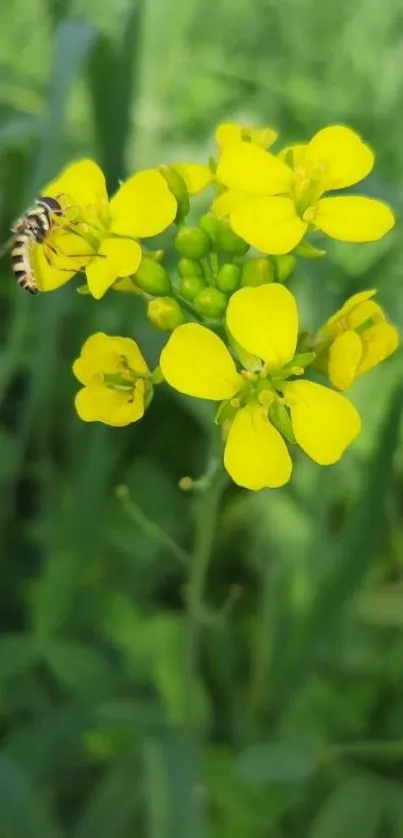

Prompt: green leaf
[
  {"left": 0, "top": 755, "right": 63, "bottom": 838},
  {"left": 237, "top": 742, "right": 317, "bottom": 784},
  {"left": 44, "top": 640, "right": 118, "bottom": 697},
  {"left": 73, "top": 754, "right": 141, "bottom": 838},
  {"left": 273, "top": 383, "right": 403, "bottom": 703},
  {"left": 31, "top": 19, "right": 98, "bottom": 193},
  {"left": 310, "top": 776, "right": 385, "bottom": 838},
  {"left": 0, "top": 634, "right": 38, "bottom": 682},
  {"left": 31, "top": 551, "right": 82, "bottom": 639},
  {"left": 87, "top": 4, "right": 141, "bottom": 188}
]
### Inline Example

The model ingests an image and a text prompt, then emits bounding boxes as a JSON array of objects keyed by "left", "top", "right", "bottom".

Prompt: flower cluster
[{"left": 35, "top": 123, "right": 399, "bottom": 491}]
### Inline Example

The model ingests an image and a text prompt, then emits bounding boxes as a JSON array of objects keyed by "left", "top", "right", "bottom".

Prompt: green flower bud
[
  {"left": 241, "top": 257, "right": 274, "bottom": 287},
  {"left": 216, "top": 263, "right": 241, "bottom": 294},
  {"left": 193, "top": 287, "right": 227, "bottom": 318},
  {"left": 147, "top": 297, "right": 184, "bottom": 331},
  {"left": 215, "top": 219, "right": 249, "bottom": 256},
  {"left": 174, "top": 226, "right": 211, "bottom": 259},
  {"left": 159, "top": 165, "right": 189, "bottom": 223},
  {"left": 179, "top": 274, "right": 207, "bottom": 301},
  {"left": 273, "top": 254, "right": 297, "bottom": 283},
  {"left": 134, "top": 258, "right": 172, "bottom": 296},
  {"left": 199, "top": 212, "right": 218, "bottom": 244},
  {"left": 178, "top": 257, "right": 204, "bottom": 277}
]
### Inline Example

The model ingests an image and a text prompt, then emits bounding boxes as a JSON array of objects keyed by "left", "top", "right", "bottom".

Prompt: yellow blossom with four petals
[
  {"left": 213, "top": 125, "right": 395, "bottom": 254},
  {"left": 160, "top": 284, "right": 361, "bottom": 491},
  {"left": 35, "top": 160, "right": 177, "bottom": 299},
  {"left": 317, "top": 290, "right": 399, "bottom": 390},
  {"left": 73, "top": 333, "right": 151, "bottom": 426}
]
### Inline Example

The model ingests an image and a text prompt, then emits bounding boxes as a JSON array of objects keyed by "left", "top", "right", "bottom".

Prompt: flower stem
[
  {"left": 116, "top": 485, "right": 190, "bottom": 567},
  {"left": 184, "top": 444, "right": 228, "bottom": 729}
]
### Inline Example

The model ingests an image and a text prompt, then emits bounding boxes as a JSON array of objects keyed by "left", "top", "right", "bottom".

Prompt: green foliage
[{"left": 0, "top": 0, "right": 402, "bottom": 835}]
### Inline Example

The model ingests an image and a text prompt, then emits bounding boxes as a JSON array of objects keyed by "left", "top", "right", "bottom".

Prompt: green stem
[
  {"left": 117, "top": 488, "right": 190, "bottom": 567},
  {"left": 184, "top": 447, "right": 228, "bottom": 729}
]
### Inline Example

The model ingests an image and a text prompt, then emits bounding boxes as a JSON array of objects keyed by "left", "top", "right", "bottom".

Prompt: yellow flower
[
  {"left": 36, "top": 160, "right": 177, "bottom": 299},
  {"left": 160, "top": 284, "right": 361, "bottom": 491},
  {"left": 214, "top": 125, "right": 395, "bottom": 254},
  {"left": 73, "top": 332, "right": 151, "bottom": 426},
  {"left": 171, "top": 122, "right": 278, "bottom": 198},
  {"left": 317, "top": 289, "right": 399, "bottom": 390}
]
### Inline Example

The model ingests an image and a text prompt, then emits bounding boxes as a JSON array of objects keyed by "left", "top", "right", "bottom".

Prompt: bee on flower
[{"left": 33, "top": 160, "right": 178, "bottom": 299}]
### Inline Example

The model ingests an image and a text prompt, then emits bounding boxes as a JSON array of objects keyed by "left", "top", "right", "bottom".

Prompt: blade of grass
[{"left": 273, "top": 383, "right": 403, "bottom": 712}]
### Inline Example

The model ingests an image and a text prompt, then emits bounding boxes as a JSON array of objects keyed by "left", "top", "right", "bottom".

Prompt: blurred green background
[{"left": 1, "top": 0, "right": 403, "bottom": 835}]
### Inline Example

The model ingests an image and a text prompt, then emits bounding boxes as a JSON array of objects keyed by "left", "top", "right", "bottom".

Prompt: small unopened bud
[
  {"left": 193, "top": 287, "right": 228, "bottom": 318},
  {"left": 273, "top": 254, "right": 297, "bottom": 283},
  {"left": 241, "top": 257, "right": 274, "bottom": 287},
  {"left": 179, "top": 476, "right": 193, "bottom": 491},
  {"left": 134, "top": 258, "right": 172, "bottom": 296},
  {"left": 174, "top": 226, "right": 210, "bottom": 259},
  {"left": 216, "top": 264, "right": 241, "bottom": 294},
  {"left": 215, "top": 218, "right": 249, "bottom": 256},
  {"left": 178, "top": 257, "right": 204, "bottom": 277},
  {"left": 147, "top": 297, "right": 184, "bottom": 331},
  {"left": 179, "top": 274, "right": 206, "bottom": 301},
  {"left": 199, "top": 212, "right": 217, "bottom": 244},
  {"left": 115, "top": 484, "right": 130, "bottom": 499}
]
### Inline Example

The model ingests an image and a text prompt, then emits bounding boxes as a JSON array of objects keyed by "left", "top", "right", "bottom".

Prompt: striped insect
[
  {"left": 9, "top": 196, "right": 64, "bottom": 295},
  {"left": 0, "top": 195, "right": 94, "bottom": 295}
]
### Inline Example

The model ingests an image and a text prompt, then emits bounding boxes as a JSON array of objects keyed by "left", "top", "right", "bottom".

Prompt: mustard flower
[
  {"left": 213, "top": 125, "right": 395, "bottom": 253},
  {"left": 316, "top": 290, "right": 399, "bottom": 390},
  {"left": 35, "top": 160, "right": 177, "bottom": 299},
  {"left": 73, "top": 333, "right": 152, "bottom": 426},
  {"left": 160, "top": 284, "right": 361, "bottom": 491},
  {"left": 172, "top": 122, "right": 278, "bottom": 197}
]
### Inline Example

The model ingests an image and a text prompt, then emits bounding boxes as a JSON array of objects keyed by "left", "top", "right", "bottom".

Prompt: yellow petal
[
  {"left": 172, "top": 163, "right": 213, "bottom": 195},
  {"left": 215, "top": 123, "right": 243, "bottom": 149},
  {"left": 160, "top": 323, "right": 242, "bottom": 400},
  {"left": 212, "top": 188, "right": 249, "bottom": 219},
  {"left": 226, "top": 284, "right": 298, "bottom": 371},
  {"left": 34, "top": 229, "right": 95, "bottom": 292},
  {"left": 216, "top": 142, "right": 293, "bottom": 195},
  {"left": 75, "top": 379, "right": 145, "bottom": 426},
  {"left": 314, "top": 196, "right": 395, "bottom": 243},
  {"left": 328, "top": 330, "right": 363, "bottom": 390},
  {"left": 110, "top": 169, "right": 177, "bottom": 238},
  {"left": 44, "top": 159, "right": 108, "bottom": 209},
  {"left": 230, "top": 196, "right": 307, "bottom": 255},
  {"left": 223, "top": 401, "right": 292, "bottom": 490},
  {"left": 248, "top": 127, "right": 278, "bottom": 149},
  {"left": 215, "top": 123, "right": 278, "bottom": 151},
  {"left": 358, "top": 323, "right": 400, "bottom": 376},
  {"left": 307, "top": 126, "right": 374, "bottom": 189},
  {"left": 283, "top": 379, "right": 361, "bottom": 465},
  {"left": 86, "top": 238, "right": 142, "bottom": 300},
  {"left": 323, "top": 289, "right": 377, "bottom": 337}
]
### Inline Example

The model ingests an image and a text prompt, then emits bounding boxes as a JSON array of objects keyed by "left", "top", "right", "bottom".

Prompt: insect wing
[{"left": 0, "top": 235, "right": 16, "bottom": 262}]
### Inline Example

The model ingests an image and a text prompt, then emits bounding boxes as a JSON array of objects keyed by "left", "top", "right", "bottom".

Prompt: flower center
[{"left": 291, "top": 158, "right": 328, "bottom": 217}]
